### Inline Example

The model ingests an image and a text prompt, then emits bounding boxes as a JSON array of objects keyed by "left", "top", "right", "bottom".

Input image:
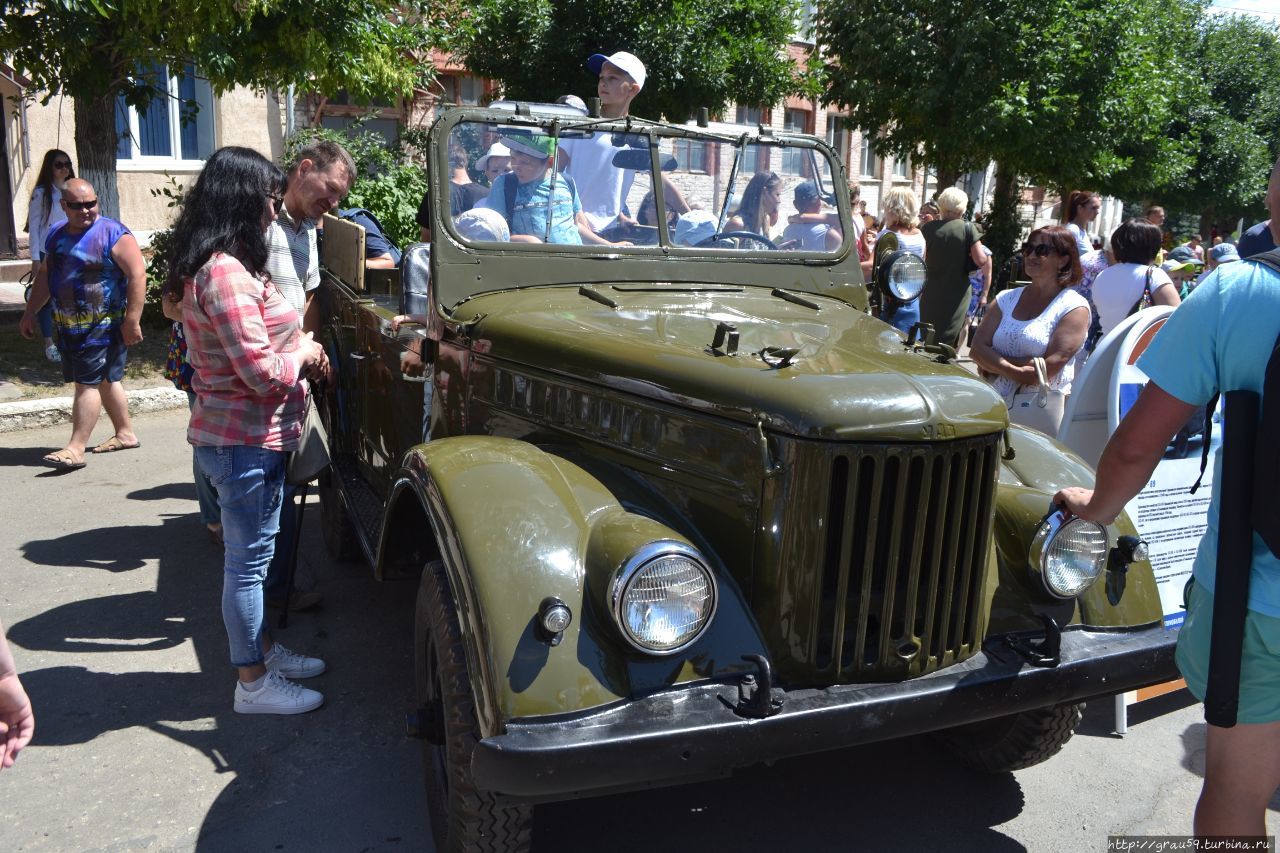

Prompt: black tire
[
  {"left": 415, "top": 561, "right": 532, "bottom": 853},
  {"left": 317, "top": 469, "right": 359, "bottom": 562},
  {"left": 934, "top": 702, "right": 1084, "bottom": 773}
]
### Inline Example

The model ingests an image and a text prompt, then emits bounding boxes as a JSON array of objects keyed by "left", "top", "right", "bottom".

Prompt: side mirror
[{"left": 400, "top": 243, "right": 441, "bottom": 340}]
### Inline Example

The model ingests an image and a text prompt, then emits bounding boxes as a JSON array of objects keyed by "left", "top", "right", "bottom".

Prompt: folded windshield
[{"left": 443, "top": 118, "right": 847, "bottom": 255}]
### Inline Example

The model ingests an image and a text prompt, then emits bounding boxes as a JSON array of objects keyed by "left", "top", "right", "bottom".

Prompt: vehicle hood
[{"left": 462, "top": 285, "right": 1006, "bottom": 440}]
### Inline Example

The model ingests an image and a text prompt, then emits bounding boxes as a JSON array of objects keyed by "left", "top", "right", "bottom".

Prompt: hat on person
[
  {"left": 794, "top": 181, "right": 820, "bottom": 206},
  {"left": 454, "top": 207, "right": 510, "bottom": 242},
  {"left": 586, "top": 51, "right": 646, "bottom": 90},
  {"left": 1209, "top": 243, "right": 1240, "bottom": 264},
  {"left": 474, "top": 142, "right": 511, "bottom": 173},
  {"left": 500, "top": 133, "right": 556, "bottom": 162},
  {"left": 1160, "top": 258, "right": 1197, "bottom": 275},
  {"left": 674, "top": 209, "right": 718, "bottom": 246},
  {"left": 556, "top": 94, "right": 588, "bottom": 113},
  {"left": 1167, "top": 245, "right": 1203, "bottom": 267}
]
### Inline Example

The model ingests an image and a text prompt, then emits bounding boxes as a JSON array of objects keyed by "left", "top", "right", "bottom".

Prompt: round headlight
[
  {"left": 611, "top": 543, "right": 717, "bottom": 655},
  {"left": 884, "top": 251, "right": 926, "bottom": 302},
  {"left": 1030, "top": 511, "right": 1108, "bottom": 598}
]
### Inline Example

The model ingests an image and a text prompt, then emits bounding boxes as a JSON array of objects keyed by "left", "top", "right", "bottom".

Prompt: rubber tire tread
[
  {"left": 937, "top": 702, "right": 1084, "bottom": 773},
  {"left": 318, "top": 469, "right": 359, "bottom": 562},
  {"left": 417, "top": 560, "right": 533, "bottom": 853}
]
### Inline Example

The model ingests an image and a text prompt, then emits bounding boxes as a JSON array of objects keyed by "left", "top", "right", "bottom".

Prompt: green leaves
[{"left": 462, "top": 0, "right": 804, "bottom": 121}]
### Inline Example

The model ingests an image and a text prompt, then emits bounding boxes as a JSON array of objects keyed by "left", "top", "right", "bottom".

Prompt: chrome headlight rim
[
  {"left": 609, "top": 540, "right": 718, "bottom": 656},
  {"left": 1029, "top": 510, "right": 1109, "bottom": 599},
  {"left": 879, "top": 250, "right": 926, "bottom": 303}
]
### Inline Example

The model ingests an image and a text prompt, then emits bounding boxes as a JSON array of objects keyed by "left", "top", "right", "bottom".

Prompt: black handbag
[{"left": 286, "top": 396, "right": 331, "bottom": 486}]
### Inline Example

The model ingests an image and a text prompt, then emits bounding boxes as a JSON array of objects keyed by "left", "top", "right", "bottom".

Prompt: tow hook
[
  {"left": 732, "top": 654, "right": 783, "bottom": 719},
  {"left": 405, "top": 705, "right": 443, "bottom": 745},
  {"left": 1004, "top": 613, "right": 1062, "bottom": 668}
]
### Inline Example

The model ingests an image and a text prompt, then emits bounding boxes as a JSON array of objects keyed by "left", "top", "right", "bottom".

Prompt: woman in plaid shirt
[{"left": 164, "top": 147, "right": 332, "bottom": 715}]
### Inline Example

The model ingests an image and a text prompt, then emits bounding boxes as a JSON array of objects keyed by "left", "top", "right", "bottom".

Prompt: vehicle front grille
[{"left": 801, "top": 434, "right": 1000, "bottom": 681}]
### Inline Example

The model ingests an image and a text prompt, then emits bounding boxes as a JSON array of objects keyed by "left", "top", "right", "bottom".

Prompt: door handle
[{"left": 349, "top": 352, "right": 367, "bottom": 361}]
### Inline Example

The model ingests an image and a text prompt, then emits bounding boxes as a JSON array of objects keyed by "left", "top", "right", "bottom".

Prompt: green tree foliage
[
  {"left": 0, "top": 0, "right": 463, "bottom": 217},
  {"left": 818, "top": 0, "right": 1196, "bottom": 190},
  {"left": 463, "top": 0, "right": 803, "bottom": 121},
  {"left": 816, "top": 0, "right": 1199, "bottom": 266},
  {"left": 1138, "top": 13, "right": 1280, "bottom": 231}
]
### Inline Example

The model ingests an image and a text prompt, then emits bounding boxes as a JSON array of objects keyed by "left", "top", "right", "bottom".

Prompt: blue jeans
[
  {"left": 195, "top": 445, "right": 286, "bottom": 668},
  {"left": 264, "top": 484, "right": 298, "bottom": 603},
  {"left": 185, "top": 393, "right": 221, "bottom": 526}
]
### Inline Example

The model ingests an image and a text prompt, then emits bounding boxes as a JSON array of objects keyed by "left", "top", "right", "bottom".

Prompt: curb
[{"left": 0, "top": 386, "right": 187, "bottom": 434}]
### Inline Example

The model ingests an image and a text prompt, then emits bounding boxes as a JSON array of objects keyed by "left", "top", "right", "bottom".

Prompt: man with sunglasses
[{"left": 18, "top": 179, "right": 147, "bottom": 469}]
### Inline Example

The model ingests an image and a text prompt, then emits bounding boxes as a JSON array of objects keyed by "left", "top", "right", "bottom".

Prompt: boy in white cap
[{"left": 562, "top": 51, "right": 689, "bottom": 241}]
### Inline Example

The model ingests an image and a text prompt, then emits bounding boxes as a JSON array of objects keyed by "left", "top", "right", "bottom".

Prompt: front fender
[
  {"left": 386, "top": 436, "right": 761, "bottom": 736},
  {"left": 991, "top": 427, "right": 1164, "bottom": 633}
]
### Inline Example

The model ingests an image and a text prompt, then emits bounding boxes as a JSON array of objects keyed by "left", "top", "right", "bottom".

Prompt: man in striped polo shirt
[{"left": 265, "top": 140, "right": 355, "bottom": 611}]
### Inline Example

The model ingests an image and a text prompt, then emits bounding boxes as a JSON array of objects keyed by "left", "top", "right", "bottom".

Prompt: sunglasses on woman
[
  {"left": 269, "top": 193, "right": 285, "bottom": 214},
  {"left": 1021, "top": 242, "right": 1057, "bottom": 258},
  {"left": 53, "top": 160, "right": 72, "bottom": 170}
]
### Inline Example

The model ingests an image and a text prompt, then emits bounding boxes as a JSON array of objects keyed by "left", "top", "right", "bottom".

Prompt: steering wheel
[{"left": 711, "top": 230, "right": 777, "bottom": 251}]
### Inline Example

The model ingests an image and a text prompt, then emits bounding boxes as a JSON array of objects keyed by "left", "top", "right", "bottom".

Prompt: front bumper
[{"left": 472, "top": 624, "right": 1178, "bottom": 801}]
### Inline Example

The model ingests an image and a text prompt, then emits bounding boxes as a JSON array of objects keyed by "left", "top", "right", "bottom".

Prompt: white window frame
[
  {"left": 858, "top": 133, "right": 878, "bottom": 178},
  {"left": 116, "top": 64, "right": 216, "bottom": 171}
]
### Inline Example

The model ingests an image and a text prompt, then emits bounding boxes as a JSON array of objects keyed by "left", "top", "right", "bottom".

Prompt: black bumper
[{"left": 471, "top": 624, "right": 1178, "bottom": 801}]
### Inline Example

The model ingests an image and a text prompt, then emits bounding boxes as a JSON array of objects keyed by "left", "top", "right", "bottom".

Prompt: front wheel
[
  {"left": 934, "top": 702, "right": 1084, "bottom": 773},
  {"left": 415, "top": 560, "right": 532, "bottom": 852}
]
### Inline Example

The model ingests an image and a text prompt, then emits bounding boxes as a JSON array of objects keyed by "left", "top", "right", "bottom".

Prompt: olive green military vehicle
[{"left": 316, "top": 103, "right": 1178, "bottom": 852}]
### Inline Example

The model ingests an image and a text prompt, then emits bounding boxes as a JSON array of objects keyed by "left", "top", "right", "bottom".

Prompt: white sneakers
[
  {"left": 234, "top": 644, "right": 327, "bottom": 715},
  {"left": 234, "top": 671, "right": 323, "bottom": 715},
  {"left": 265, "top": 642, "right": 326, "bottom": 678}
]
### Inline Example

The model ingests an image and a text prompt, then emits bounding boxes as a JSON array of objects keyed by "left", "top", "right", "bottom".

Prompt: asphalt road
[{"left": 0, "top": 408, "right": 1273, "bottom": 852}]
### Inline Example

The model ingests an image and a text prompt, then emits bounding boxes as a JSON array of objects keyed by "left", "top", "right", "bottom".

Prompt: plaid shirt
[{"left": 183, "top": 253, "right": 307, "bottom": 450}]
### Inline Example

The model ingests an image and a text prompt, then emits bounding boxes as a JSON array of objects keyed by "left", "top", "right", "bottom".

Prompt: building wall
[{"left": 10, "top": 84, "right": 278, "bottom": 243}]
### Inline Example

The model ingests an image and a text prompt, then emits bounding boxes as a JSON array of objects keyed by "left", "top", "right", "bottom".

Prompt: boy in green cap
[{"left": 477, "top": 134, "right": 591, "bottom": 245}]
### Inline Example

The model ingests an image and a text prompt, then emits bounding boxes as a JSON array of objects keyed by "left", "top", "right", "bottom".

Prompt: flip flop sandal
[
  {"left": 42, "top": 451, "right": 87, "bottom": 470},
  {"left": 91, "top": 436, "right": 141, "bottom": 454}
]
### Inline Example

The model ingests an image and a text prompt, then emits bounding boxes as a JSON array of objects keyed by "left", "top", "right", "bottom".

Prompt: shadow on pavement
[
  {"left": 537, "top": 734, "right": 1028, "bottom": 853},
  {"left": 11, "top": 499, "right": 430, "bottom": 848}
]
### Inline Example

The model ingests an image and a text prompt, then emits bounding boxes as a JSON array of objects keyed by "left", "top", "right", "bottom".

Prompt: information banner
[{"left": 1110, "top": 316, "right": 1221, "bottom": 629}]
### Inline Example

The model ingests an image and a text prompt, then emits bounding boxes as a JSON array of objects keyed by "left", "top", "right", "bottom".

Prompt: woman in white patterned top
[{"left": 969, "top": 225, "right": 1091, "bottom": 412}]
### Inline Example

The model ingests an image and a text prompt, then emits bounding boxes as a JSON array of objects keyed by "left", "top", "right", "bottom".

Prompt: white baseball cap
[
  {"left": 454, "top": 207, "right": 510, "bottom": 243},
  {"left": 674, "top": 209, "right": 718, "bottom": 247},
  {"left": 587, "top": 51, "right": 646, "bottom": 90},
  {"left": 475, "top": 142, "right": 511, "bottom": 173}
]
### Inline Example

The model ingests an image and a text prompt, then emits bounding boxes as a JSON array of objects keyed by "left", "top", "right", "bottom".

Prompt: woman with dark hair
[
  {"left": 1063, "top": 190, "right": 1101, "bottom": 256},
  {"left": 1090, "top": 217, "right": 1180, "bottom": 339},
  {"left": 969, "top": 225, "right": 1091, "bottom": 433},
  {"left": 27, "top": 149, "right": 75, "bottom": 362},
  {"left": 727, "top": 171, "right": 783, "bottom": 238},
  {"left": 165, "top": 146, "right": 331, "bottom": 715}
]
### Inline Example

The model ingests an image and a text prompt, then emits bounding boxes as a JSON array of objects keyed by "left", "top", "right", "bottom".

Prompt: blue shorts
[
  {"left": 1176, "top": 581, "right": 1280, "bottom": 724},
  {"left": 60, "top": 330, "right": 127, "bottom": 386}
]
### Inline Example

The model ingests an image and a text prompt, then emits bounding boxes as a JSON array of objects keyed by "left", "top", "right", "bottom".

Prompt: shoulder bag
[
  {"left": 1008, "top": 356, "right": 1066, "bottom": 436},
  {"left": 1127, "top": 266, "right": 1154, "bottom": 316},
  {"left": 286, "top": 395, "right": 331, "bottom": 486}
]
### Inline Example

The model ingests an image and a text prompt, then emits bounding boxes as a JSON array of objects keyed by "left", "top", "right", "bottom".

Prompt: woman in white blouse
[
  {"left": 26, "top": 150, "right": 74, "bottom": 363},
  {"left": 1090, "top": 217, "right": 1181, "bottom": 339},
  {"left": 970, "top": 225, "right": 1091, "bottom": 430}
]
